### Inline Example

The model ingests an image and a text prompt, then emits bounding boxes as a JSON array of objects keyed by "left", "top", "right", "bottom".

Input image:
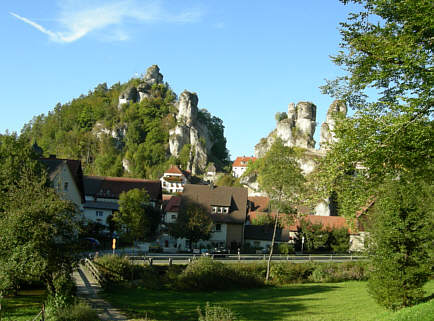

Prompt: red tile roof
[
  {"left": 248, "top": 196, "right": 270, "bottom": 212},
  {"left": 165, "top": 165, "right": 183, "bottom": 175},
  {"left": 248, "top": 211, "right": 351, "bottom": 233},
  {"left": 232, "top": 156, "right": 256, "bottom": 168},
  {"left": 165, "top": 195, "right": 181, "bottom": 212}
]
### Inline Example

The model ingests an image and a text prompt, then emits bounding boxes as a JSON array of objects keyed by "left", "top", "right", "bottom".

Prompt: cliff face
[
  {"left": 114, "top": 65, "right": 223, "bottom": 175},
  {"left": 255, "top": 101, "right": 317, "bottom": 158},
  {"left": 169, "top": 90, "right": 213, "bottom": 175},
  {"left": 250, "top": 100, "right": 347, "bottom": 216}
]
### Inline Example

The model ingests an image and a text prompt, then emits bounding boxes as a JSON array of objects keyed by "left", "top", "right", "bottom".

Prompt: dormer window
[
  {"left": 212, "top": 207, "right": 218, "bottom": 213},
  {"left": 223, "top": 207, "right": 229, "bottom": 214}
]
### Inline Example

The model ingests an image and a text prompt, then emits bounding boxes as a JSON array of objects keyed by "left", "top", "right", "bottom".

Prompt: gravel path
[{"left": 73, "top": 264, "right": 128, "bottom": 321}]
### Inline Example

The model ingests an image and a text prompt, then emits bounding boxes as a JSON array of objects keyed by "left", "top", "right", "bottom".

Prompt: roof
[
  {"left": 40, "top": 157, "right": 85, "bottom": 203},
  {"left": 83, "top": 201, "right": 119, "bottom": 211},
  {"left": 84, "top": 176, "right": 162, "bottom": 201},
  {"left": 248, "top": 196, "right": 270, "bottom": 212},
  {"left": 248, "top": 212, "right": 350, "bottom": 233},
  {"left": 232, "top": 156, "right": 256, "bottom": 168},
  {"left": 165, "top": 165, "right": 183, "bottom": 175},
  {"left": 244, "top": 225, "right": 290, "bottom": 242},
  {"left": 182, "top": 184, "right": 248, "bottom": 224},
  {"left": 165, "top": 196, "right": 181, "bottom": 212}
]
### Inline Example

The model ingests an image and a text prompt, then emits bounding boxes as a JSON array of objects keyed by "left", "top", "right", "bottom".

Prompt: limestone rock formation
[
  {"left": 169, "top": 90, "right": 212, "bottom": 175},
  {"left": 118, "top": 65, "right": 164, "bottom": 108},
  {"left": 319, "top": 100, "right": 347, "bottom": 150},
  {"left": 255, "top": 101, "right": 317, "bottom": 158}
]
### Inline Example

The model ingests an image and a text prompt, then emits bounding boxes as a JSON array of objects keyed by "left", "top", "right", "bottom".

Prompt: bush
[
  {"left": 269, "top": 262, "right": 315, "bottom": 284},
  {"left": 176, "top": 258, "right": 263, "bottom": 291},
  {"left": 197, "top": 302, "right": 238, "bottom": 321},
  {"left": 373, "top": 299, "right": 434, "bottom": 321},
  {"left": 94, "top": 255, "right": 159, "bottom": 288},
  {"left": 47, "top": 301, "right": 99, "bottom": 321},
  {"left": 309, "top": 261, "right": 368, "bottom": 283},
  {"left": 278, "top": 243, "right": 294, "bottom": 255}
]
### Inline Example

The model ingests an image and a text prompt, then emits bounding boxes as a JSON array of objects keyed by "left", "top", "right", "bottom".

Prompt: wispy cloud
[{"left": 10, "top": 0, "right": 202, "bottom": 43}]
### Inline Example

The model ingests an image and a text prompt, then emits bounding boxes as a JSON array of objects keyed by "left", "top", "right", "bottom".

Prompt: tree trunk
[{"left": 265, "top": 209, "right": 280, "bottom": 282}]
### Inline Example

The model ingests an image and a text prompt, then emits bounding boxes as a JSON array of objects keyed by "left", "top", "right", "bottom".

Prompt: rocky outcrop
[
  {"left": 169, "top": 91, "right": 212, "bottom": 175},
  {"left": 319, "top": 100, "right": 347, "bottom": 150},
  {"left": 92, "top": 122, "right": 126, "bottom": 149},
  {"left": 118, "top": 65, "right": 164, "bottom": 108},
  {"left": 255, "top": 101, "right": 317, "bottom": 158}
]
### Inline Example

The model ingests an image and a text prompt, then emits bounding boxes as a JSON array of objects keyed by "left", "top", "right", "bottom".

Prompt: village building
[
  {"left": 160, "top": 165, "right": 189, "bottom": 193},
  {"left": 83, "top": 176, "right": 162, "bottom": 229},
  {"left": 39, "top": 155, "right": 85, "bottom": 210},
  {"left": 232, "top": 156, "right": 256, "bottom": 178}
]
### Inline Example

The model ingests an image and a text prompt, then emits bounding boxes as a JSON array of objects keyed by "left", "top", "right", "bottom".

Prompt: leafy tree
[
  {"left": 246, "top": 139, "right": 306, "bottom": 281},
  {"left": 114, "top": 188, "right": 160, "bottom": 242},
  {"left": 0, "top": 135, "right": 79, "bottom": 296},
  {"left": 330, "top": 227, "right": 350, "bottom": 254},
  {"left": 366, "top": 179, "right": 433, "bottom": 310},
  {"left": 317, "top": 0, "right": 433, "bottom": 309},
  {"left": 215, "top": 174, "right": 242, "bottom": 187},
  {"left": 169, "top": 202, "right": 213, "bottom": 249},
  {"left": 298, "top": 220, "right": 330, "bottom": 253}
]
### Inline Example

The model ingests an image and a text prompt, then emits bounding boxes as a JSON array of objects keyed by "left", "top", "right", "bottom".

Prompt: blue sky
[{"left": 0, "top": 0, "right": 358, "bottom": 159}]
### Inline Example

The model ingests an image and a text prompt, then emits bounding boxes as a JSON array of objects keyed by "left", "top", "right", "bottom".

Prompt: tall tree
[
  {"left": 317, "top": 0, "right": 433, "bottom": 309},
  {"left": 168, "top": 202, "right": 213, "bottom": 249},
  {"left": 246, "top": 139, "right": 306, "bottom": 281},
  {"left": 115, "top": 188, "right": 160, "bottom": 242},
  {"left": 0, "top": 134, "right": 79, "bottom": 296}
]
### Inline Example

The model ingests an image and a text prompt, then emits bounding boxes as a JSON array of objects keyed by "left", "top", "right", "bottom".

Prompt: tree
[
  {"left": 115, "top": 188, "right": 160, "bottom": 242},
  {"left": 246, "top": 139, "right": 306, "bottom": 281},
  {"left": 215, "top": 174, "right": 242, "bottom": 187},
  {"left": 168, "top": 202, "right": 213, "bottom": 249},
  {"left": 0, "top": 134, "right": 79, "bottom": 296},
  {"left": 317, "top": 0, "right": 433, "bottom": 309}
]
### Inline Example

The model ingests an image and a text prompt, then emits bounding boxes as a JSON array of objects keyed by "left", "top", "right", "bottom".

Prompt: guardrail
[
  {"left": 126, "top": 254, "right": 367, "bottom": 265},
  {"left": 83, "top": 258, "right": 105, "bottom": 285}
]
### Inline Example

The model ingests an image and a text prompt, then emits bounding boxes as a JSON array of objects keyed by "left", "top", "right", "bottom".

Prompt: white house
[
  {"left": 232, "top": 156, "right": 256, "bottom": 178},
  {"left": 160, "top": 165, "right": 189, "bottom": 193}
]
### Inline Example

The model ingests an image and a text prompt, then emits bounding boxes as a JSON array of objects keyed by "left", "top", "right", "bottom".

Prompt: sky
[{"left": 0, "top": 0, "right": 359, "bottom": 159}]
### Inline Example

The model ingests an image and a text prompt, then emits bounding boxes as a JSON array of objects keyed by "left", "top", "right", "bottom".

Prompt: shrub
[
  {"left": 47, "top": 301, "right": 99, "bottom": 321},
  {"left": 330, "top": 227, "right": 350, "bottom": 253},
  {"left": 269, "top": 262, "right": 315, "bottom": 284},
  {"left": 197, "top": 302, "right": 238, "bottom": 321},
  {"left": 177, "top": 258, "right": 263, "bottom": 291},
  {"left": 94, "top": 255, "right": 159, "bottom": 288},
  {"left": 278, "top": 243, "right": 295, "bottom": 255}
]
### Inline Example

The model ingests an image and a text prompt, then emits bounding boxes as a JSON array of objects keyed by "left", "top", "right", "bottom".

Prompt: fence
[{"left": 125, "top": 253, "right": 368, "bottom": 265}]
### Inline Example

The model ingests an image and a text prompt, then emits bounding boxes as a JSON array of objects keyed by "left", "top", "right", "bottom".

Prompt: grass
[
  {"left": 1, "top": 289, "right": 46, "bottom": 321},
  {"left": 103, "top": 281, "right": 434, "bottom": 321}
]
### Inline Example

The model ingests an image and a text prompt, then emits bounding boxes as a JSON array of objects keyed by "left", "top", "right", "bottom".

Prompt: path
[{"left": 73, "top": 264, "right": 128, "bottom": 321}]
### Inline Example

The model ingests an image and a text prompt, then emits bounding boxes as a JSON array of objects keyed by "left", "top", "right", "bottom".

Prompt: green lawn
[
  {"left": 103, "top": 281, "right": 434, "bottom": 321},
  {"left": 1, "top": 290, "right": 46, "bottom": 321}
]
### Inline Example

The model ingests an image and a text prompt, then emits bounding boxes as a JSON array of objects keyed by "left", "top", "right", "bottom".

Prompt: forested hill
[{"left": 21, "top": 65, "right": 230, "bottom": 179}]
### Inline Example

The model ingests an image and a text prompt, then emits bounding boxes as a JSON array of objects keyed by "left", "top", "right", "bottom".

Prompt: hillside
[{"left": 21, "top": 65, "right": 230, "bottom": 179}]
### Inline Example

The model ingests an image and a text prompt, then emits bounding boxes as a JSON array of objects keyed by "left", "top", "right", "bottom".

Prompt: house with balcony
[{"left": 160, "top": 165, "right": 189, "bottom": 193}]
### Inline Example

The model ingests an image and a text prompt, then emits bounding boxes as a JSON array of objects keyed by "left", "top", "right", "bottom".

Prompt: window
[
  {"left": 212, "top": 207, "right": 217, "bottom": 213},
  {"left": 215, "top": 224, "right": 221, "bottom": 232},
  {"left": 223, "top": 207, "right": 229, "bottom": 214},
  {"left": 171, "top": 214, "right": 177, "bottom": 220},
  {"left": 96, "top": 211, "right": 104, "bottom": 217},
  {"left": 164, "top": 240, "right": 169, "bottom": 247},
  {"left": 218, "top": 207, "right": 223, "bottom": 213},
  {"left": 64, "top": 182, "right": 68, "bottom": 191}
]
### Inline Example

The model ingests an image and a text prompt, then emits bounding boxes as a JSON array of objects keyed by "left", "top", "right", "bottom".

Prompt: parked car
[{"left": 210, "top": 247, "right": 229, "bottom": 258}]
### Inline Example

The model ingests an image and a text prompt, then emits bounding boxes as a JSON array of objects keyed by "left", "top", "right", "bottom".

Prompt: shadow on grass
[
  {"left": 2, "top": 291, "right": 45, "bottom": 320},
  {"left": 104, "top": 284, "right": 338, "bottom": 321}
]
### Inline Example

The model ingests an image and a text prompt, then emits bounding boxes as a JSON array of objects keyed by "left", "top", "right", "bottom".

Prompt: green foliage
[
  {"left": 367, "top": 179, "right": 433, "bottom": 310},
  {"left": 168, "top": 202, "right": 213, "bottom": 248},
  {"left": 275, "top": 112, "right": 288, "bottom": 122},
  {"left": 197, "top": 302, "right": 238, "bottom": 321},
  {"left": 316, "top": 0, "right": 433, "bottom": 310},
  {"left": 94, "top": 255, "right": 159, "bottom": 288},
  {"left": 215, "top": 174, "right": 242, "bottom": 187},
  {"left": 0, "top": 135, "right": 79, "bottom": 296},
  {"left": 278, "top": 243, "right": 295, "bottom": 255},
  {"left": 115, "top": 189, "right": 160, "bottom": 241},
  {"left": 46, "top": 301, "right": 99, "bottom": 321},
  {"left": 298, "top": 220, "right": 331, "bottom": 253},
  {"left": 373, "top": 300, "right": 434, "bottom": 321},
  {"left": 330, "top": 227, "right": 350, "bottom": 253},
  {"left": 251, "top": 213, "right": 274, "bottom": 226},
  {"left": 176, "top": 258, "right": 264, "bottom": 291},
  {"left": 309, "top": 261, "right": 368, "bottom": 283}
]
